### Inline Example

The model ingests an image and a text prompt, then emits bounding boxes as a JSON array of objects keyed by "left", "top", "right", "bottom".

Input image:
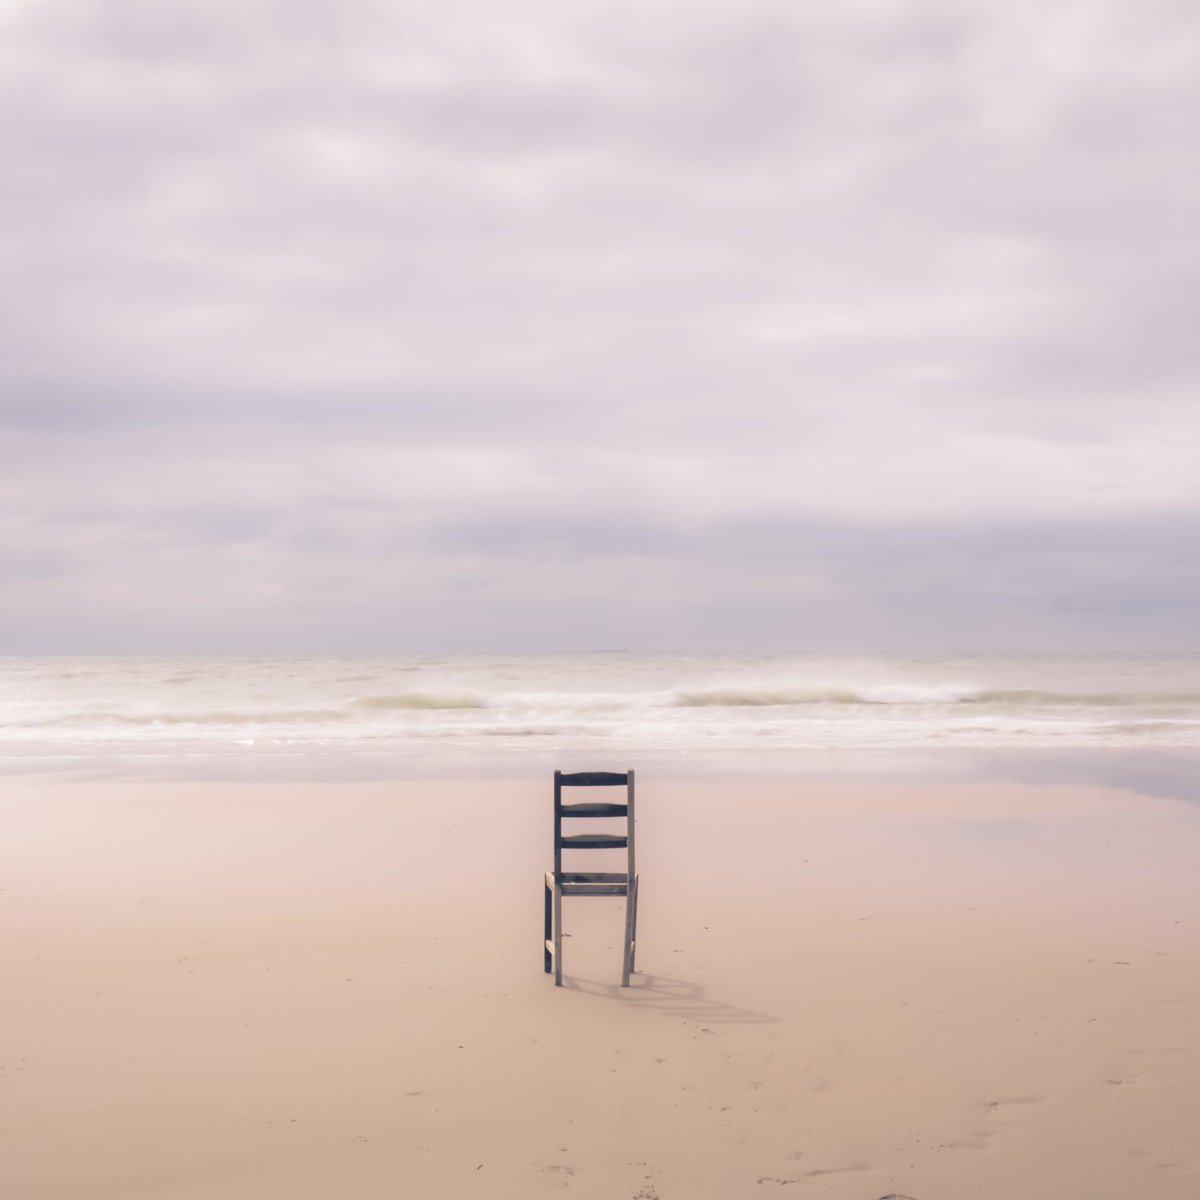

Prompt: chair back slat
[
  {"left": 558, "top": 771, "right": 628, "bottom": 786},
  {"left": 560, "top": 832, "right": 627, "bottom": 848},
  {"left": 560, "top": 802, "right": 628, "bottom": 817}
]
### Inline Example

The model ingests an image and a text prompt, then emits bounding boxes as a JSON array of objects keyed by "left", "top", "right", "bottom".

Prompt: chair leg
[
  {"left": 630, "top": 874, "right": 639, "bottom": 973},
  {"left": 543, "top": 877, "right": 552, "bottom": 974},
  {"left": 553, "top": 881, "right": 563, "bottom": 986},
  {"left": 621, "top": 879, "right": 637, "bottom": 987}
]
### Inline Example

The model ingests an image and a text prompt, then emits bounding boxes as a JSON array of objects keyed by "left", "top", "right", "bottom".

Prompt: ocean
[{"left": 3, "top": 652, "right": 1199, "bottom": 778}]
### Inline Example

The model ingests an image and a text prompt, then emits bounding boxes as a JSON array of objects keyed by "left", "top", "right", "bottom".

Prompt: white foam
[{"left": 2, "top": 652, "right": 1199, "bottom": 764}]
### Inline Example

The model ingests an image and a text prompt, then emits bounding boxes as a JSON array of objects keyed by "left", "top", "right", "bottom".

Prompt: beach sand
[{"left": 3, "top": 767, "right": 1199, "bottom": 1198}]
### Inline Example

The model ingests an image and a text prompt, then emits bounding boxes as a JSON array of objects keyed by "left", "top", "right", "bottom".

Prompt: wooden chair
[{"left": 544, "top": 769, "right": 639, "bottom": 987}]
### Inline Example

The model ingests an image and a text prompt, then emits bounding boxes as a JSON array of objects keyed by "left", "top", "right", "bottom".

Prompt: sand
[{"left": 3, "top": 766, "right": 1199, "bottom": 1199}]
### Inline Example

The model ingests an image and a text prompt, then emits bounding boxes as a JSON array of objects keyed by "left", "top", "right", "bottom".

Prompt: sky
[{"left": 2, "top": 0, "right": 1199, "bottom": 652}]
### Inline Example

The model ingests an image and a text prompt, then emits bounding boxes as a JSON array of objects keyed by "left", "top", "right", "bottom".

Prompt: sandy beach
[{"left": 4, "top": 765, "right": 1199, "bottom": 1199}]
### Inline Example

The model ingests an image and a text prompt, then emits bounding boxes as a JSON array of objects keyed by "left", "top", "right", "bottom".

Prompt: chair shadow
[{"left": 561, "top": 971, "right": 778, "bottom": 1024}]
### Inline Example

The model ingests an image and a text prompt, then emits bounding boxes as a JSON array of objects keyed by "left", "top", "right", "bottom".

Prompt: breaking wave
[
  {"left": 670, "top": 685, "right": 1200, "bottom": 709},
  {"left": 353, "top": 692, "right": 485, "bottom": 710},
  {"left": 674, "top": 684, "right": 982, "bottom": 707},
  {"left": 19, "top": 709, "right": 351, "bottom": 728}
]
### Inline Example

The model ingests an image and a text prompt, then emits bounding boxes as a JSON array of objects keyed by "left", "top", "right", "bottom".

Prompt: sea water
[{"left": 2, "top": 652, "right": 1199, "bottom": 777}]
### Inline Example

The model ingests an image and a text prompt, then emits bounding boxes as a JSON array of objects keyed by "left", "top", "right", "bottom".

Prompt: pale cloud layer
[{"left": 2, "top": 0, "right": 1198, "bottom": 650}]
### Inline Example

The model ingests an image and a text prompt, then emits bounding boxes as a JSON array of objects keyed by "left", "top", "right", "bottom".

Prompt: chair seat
[{"left": 548, "top": 869, "right": 628, "bottom": 896}]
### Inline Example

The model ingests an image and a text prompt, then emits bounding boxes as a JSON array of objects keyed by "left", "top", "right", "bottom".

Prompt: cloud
[{"left": 2, "top": 0, "right": 1198, "bottom": 649}]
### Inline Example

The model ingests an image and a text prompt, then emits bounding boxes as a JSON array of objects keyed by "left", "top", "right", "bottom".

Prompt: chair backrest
[{"left": 553, "top": 769, "right": 635, "bottom": 883}]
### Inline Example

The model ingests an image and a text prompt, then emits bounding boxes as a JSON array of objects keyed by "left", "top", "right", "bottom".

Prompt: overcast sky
[{"left": 2, "top": 0, "right": 1198, "bottom": 652}]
